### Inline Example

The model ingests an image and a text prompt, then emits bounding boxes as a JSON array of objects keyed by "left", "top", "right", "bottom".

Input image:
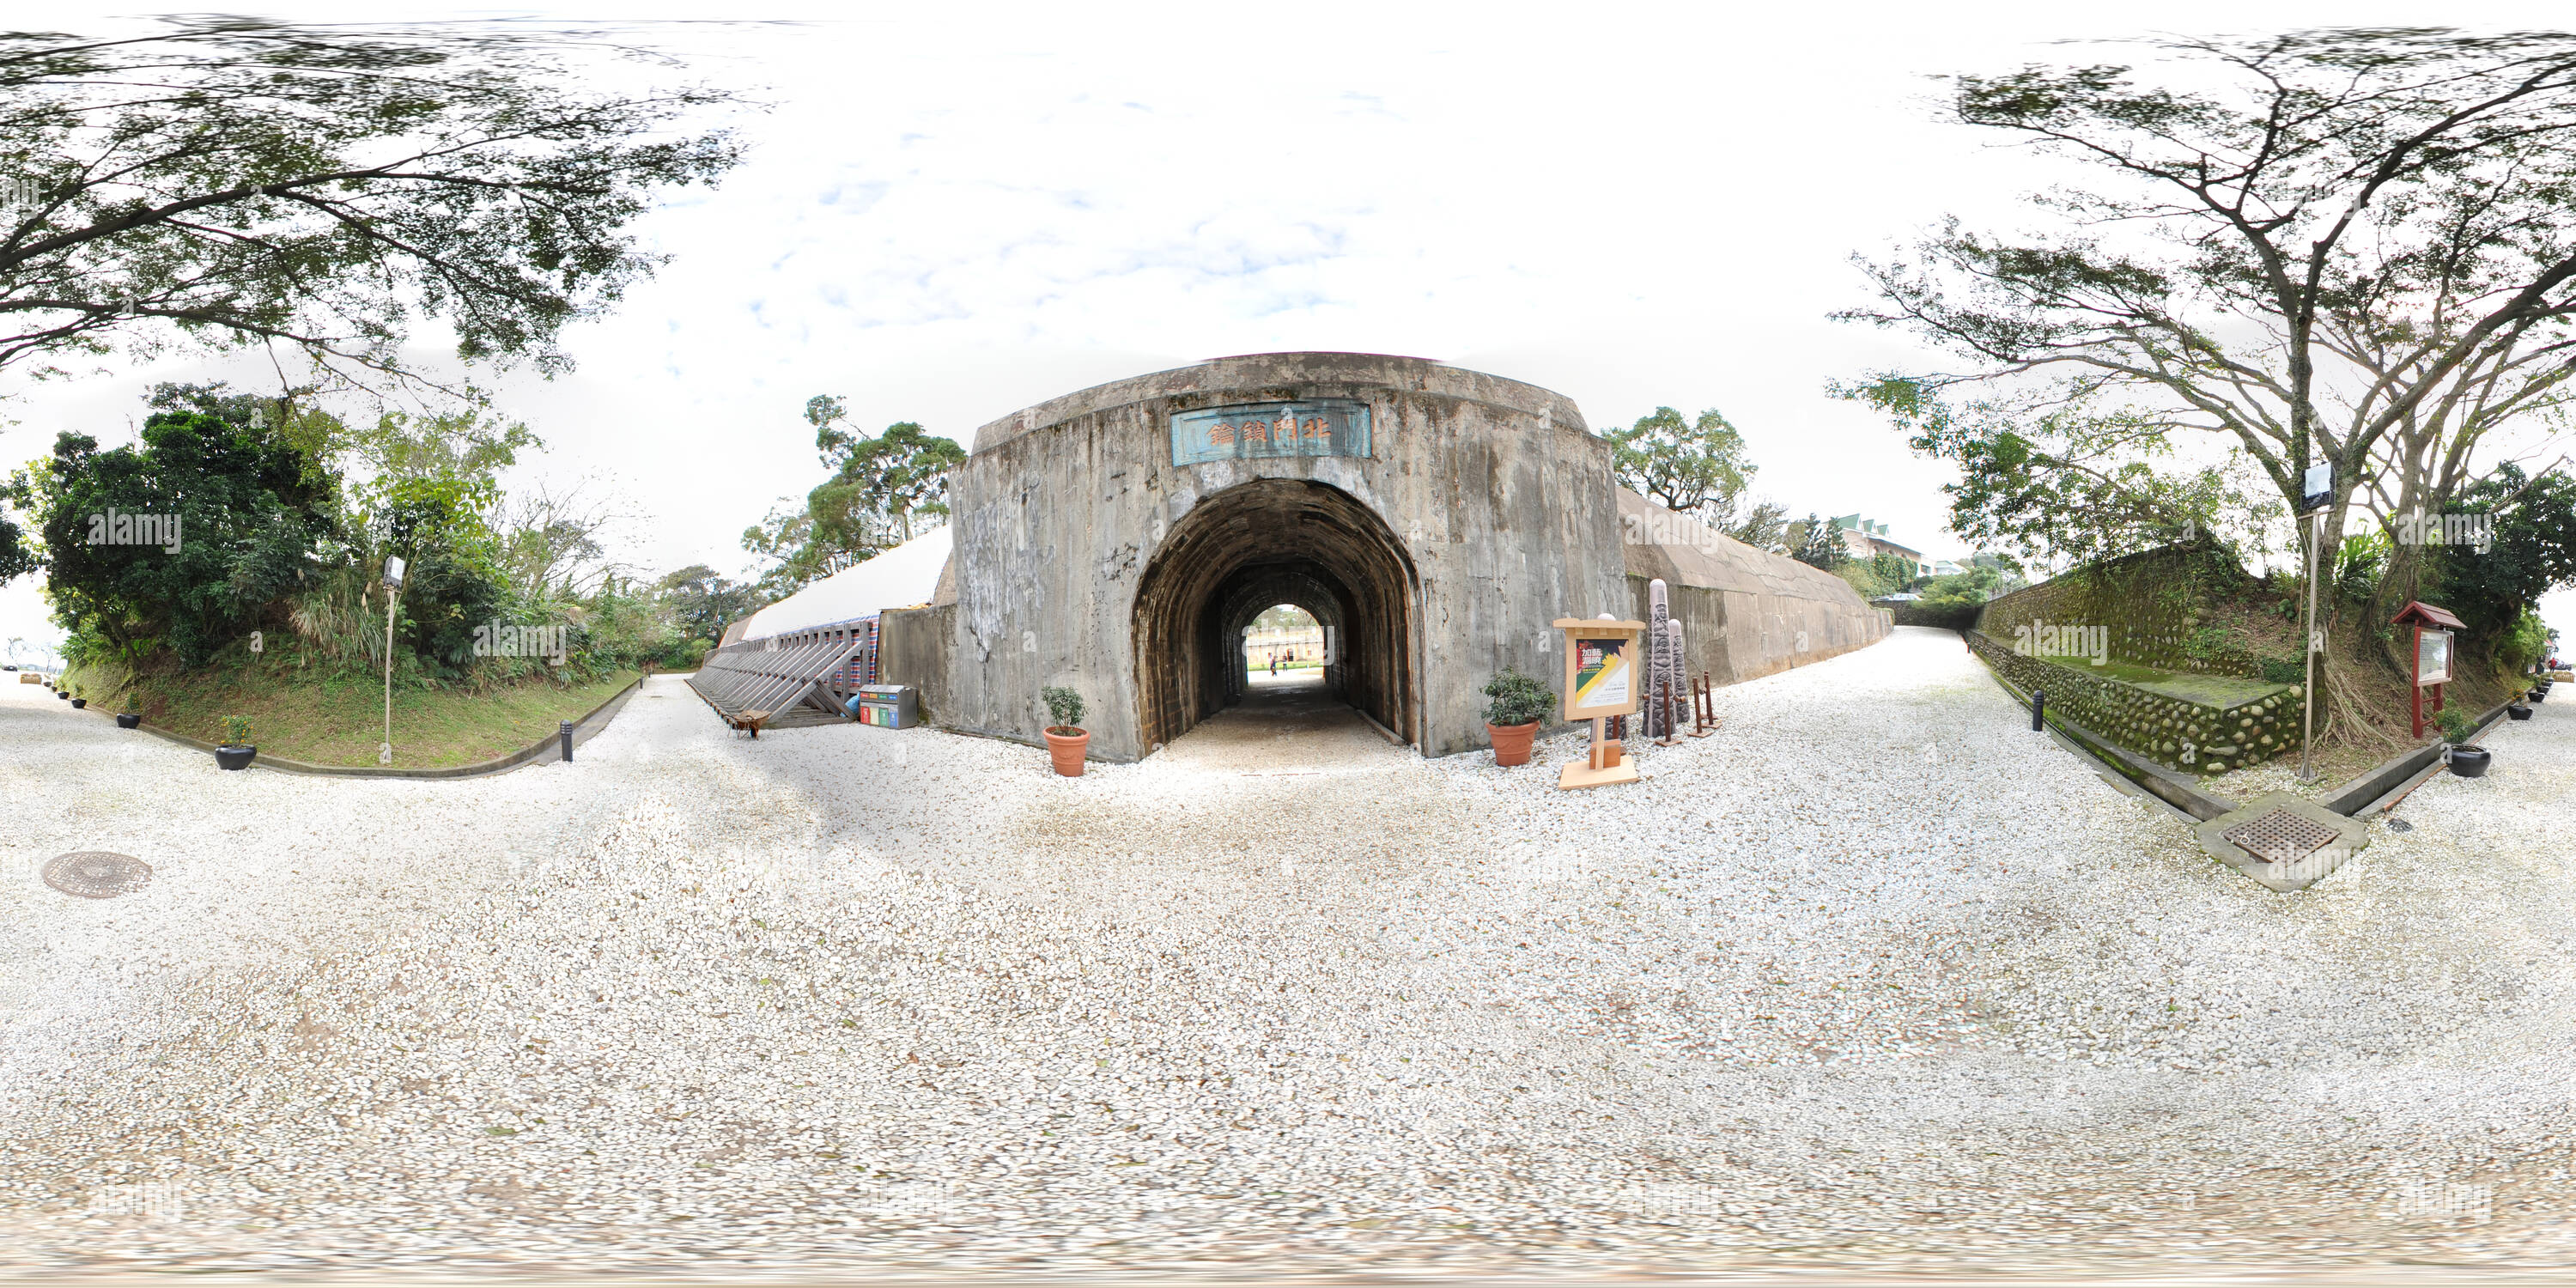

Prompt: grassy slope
[
  {"left": 66, "top": 654, "right": 638, "bottom": 769},
  {"left": 2192, "top": 585, "right": 2524, "bottom": 784}
]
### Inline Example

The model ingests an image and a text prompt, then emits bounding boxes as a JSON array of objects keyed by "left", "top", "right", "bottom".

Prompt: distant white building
[{"left": 1830, "top": 514, "right": 1930, "bottom": 576}]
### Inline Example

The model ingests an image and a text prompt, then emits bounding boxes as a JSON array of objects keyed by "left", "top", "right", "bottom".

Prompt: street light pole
[{"left": 381, "top": 556, "right": 405, "bottom": 767}]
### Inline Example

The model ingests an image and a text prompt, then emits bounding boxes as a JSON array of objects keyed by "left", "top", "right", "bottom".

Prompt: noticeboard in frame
[{"left": 1555, "top": 617, "right": 1643, "bottom": 722}]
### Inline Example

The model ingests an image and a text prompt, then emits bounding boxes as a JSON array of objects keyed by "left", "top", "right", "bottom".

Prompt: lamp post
[{"left": 380, "top": 555, "right": 405, "bottom": 767}]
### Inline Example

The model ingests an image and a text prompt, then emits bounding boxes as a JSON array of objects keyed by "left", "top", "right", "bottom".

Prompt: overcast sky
[{"left": 3, "top": 1, "right": 2570, "bottom": 657}]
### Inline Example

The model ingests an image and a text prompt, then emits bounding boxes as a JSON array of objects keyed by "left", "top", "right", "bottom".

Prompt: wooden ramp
[{"left": 686, "top": 626, "right": 873, "bottom": 736}]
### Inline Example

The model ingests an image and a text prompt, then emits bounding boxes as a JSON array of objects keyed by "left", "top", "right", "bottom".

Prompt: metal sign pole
[
  {"left": 2300, "top": 509, "right": 2323, "bottom": 782},
  {"left": 380, "top": 556, "right": 405, "bottom": 767}
]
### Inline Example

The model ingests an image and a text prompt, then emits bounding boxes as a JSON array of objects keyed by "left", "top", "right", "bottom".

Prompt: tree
[
  {"left": 496, "top": 481, "right": 627, "bottom": 605},
  {"left": 2427, "top": 464, "right": 2576, "bottom": 641},
  {"left": 1789, "top": 513, "right": 1846, "bottom": 571},
  {"left": 0, "top": 17, "right": 744, "bottom": 392},
  {"left": 1843, "top": 379, "right": 2279, "bottom": 571},
  {"left": 1604, "top": 406, "right": 1757, "bottom": 517},
  {"left": 805, "top": 397, "right": 968, "bottom": 544},
  {"left": 657, "top": 563, "right": 759, "bottom": 642},
  {"left": 10, "top": 406, "right": 334, "bottom": 664},
  {"left": 1716, "top": 497, "right": 1791, "bottom": 553},
  {"left": 1841, "top": 28, "right": 2576, "bottom": 578}
]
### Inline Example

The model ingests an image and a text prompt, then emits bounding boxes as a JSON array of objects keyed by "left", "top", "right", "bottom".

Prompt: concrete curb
[
  {"left": 116, "top": 675, "right": 646, "bottom": 780},
  {"left": 1982, "top": 665, "right": 2242, "bottom": 822},
  {"left": 1976, "top": 648, "right": 2521, "bottom": 821},
  {"left": 2326, "top": 699, "right": 2515, "bottom": 816}
]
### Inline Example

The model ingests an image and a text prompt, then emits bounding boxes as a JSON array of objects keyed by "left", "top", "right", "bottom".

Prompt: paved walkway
[
  {"left": 2, "top": 629, "right": 2572, "bottom": 1276},
  {"left": 1151, "top": 671, "right": 1405, "bottom": 775}
]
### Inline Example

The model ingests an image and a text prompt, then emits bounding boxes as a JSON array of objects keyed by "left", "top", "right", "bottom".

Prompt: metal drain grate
[
  {"left": 42, "top": 851, "right": 152, "bottom": 899},
  {"left": 2222, "top": 810, "right": 2340, "bottom": 865}
]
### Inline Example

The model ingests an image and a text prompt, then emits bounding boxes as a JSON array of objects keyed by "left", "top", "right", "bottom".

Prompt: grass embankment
[
  {"left": 65, "top": 655, "right": 639, "bottom": 769},
  {"left": 2189, "top": 586, "right": 2526, "bottom": 786}
]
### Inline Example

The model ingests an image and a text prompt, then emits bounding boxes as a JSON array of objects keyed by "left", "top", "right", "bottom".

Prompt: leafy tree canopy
[
  {"left": 1841, "top": 27, "right": 2576, "bottom": 562},
  {"left": 9, "top": 406, "right": 335, "bottom": 663},
  {"left": 1841, "top": 375, "right": 2280, "bottom": 571},
  {"left": 0, "top": 16, "right": 746, "bottom": 392},
  {"left": 2430, "top": 464, "right": 2576, "bottom": 637},
  {"left": 1605, "top": 406, "right": 1753, "bottom": 517}
]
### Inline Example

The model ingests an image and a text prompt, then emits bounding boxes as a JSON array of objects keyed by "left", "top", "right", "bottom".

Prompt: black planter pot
[
  {"left": 55, "top": 689, "right": 67, "bottom": 700},
  {"left": 69, "top": 697, "right": 85, "bottom": 708},
  {"left": 2532, "top": 689, "right": 2548, "bottom": 703},
  {"left": 116, "top": 712, "right": 141, "bottom": 729},
  {"left": 2508, "top": 703, "right": 2534, "bottom": 721},
  {"left": 214, "top": 744, "right": 258, "bottom": 771},
  {"left": 2447, "top": 745, "right": 2493, "bottom": 778}
]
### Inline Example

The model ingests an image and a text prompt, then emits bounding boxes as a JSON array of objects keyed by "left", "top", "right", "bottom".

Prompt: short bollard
[
  {"left": 2031, "top": 689, "right": 2045, "bottom": 732},
  {"left": 560, "top": 719, "right": 574, "bottom": 762}
]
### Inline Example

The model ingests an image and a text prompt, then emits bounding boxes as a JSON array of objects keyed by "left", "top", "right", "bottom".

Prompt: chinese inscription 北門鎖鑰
[{"left": 1170, "top": 399, "right": 1371, "bottom": 466}]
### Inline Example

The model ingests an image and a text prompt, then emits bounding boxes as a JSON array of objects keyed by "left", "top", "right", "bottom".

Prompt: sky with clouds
[{"left": 3, "top": 0, "right": 2570, "bottom": 657}]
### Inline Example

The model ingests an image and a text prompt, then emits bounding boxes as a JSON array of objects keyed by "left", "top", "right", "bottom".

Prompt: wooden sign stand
[
  {"left": 2391, "top": 600, "right": 2465, "bottom": 739},
  {"left": 1553, "top": 616, "right": 1645, "bottom": 790}
]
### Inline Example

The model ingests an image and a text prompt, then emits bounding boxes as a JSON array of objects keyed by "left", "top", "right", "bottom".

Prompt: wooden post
[{"left": 1690, "top": 671, "right": 1718, "bottom": 737}]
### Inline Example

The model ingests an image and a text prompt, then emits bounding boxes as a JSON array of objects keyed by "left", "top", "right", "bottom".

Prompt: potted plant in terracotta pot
[
  {"left": 1479, "top": 665, "right": 1554, "bottom": 767},
  {"left": 1040, "top": 686, "right": 1089, "bottom": 776},
  {"left": 215, "top": 714, "right": 258, "bottom": 771},
  {"left": 2435, "top": 708, "right": 2490, "bottom": 778}
]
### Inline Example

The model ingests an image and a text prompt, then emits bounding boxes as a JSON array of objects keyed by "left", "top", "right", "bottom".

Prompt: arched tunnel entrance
[{"left": 1132, "top": 477, "right": 1417, "bottom": 755}]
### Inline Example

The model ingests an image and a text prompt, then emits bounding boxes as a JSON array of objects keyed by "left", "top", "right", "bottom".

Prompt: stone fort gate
[{"left": 878, "top": 352, "right": 1886, "bottom": 762}]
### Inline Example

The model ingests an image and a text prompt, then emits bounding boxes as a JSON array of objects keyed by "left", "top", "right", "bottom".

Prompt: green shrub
[
  {"left": 2433, "top": 708, "right": 2476, "bottom": 744},
  {"left": 2259, "top": 657, "right": 2304, "bottom": 685},
  {"left": 1041, "top": 685, "right": 1085, "bottom": 732},
  {"left": 221, "top": 714, "right": 253, "bottom": 746},
  {"left": 2498, "top": 607, "right": 2550, "bottom": 678},
  {"left": 1480, "top": 666, "right": 1556, "bottom": 726}
]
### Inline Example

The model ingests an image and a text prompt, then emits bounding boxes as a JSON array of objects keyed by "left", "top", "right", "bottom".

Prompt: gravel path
[{"left": 3, "top": 627, "right": 2572, "bottom": 1278}]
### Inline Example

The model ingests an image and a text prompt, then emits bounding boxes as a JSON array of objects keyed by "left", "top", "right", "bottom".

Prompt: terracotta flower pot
[
  {"left": 1486, "top": 720, "right": 1540, "bottom": 767},
  {"left": 1044, "top": 727, "right": 1090, "bottom": 776}
]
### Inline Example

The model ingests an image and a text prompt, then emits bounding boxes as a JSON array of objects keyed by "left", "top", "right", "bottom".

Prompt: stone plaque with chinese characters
[{"left": 1170, "top": 399, "right": 1371, "bottom": 466}]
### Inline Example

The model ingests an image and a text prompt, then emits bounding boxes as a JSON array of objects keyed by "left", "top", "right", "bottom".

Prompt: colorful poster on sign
[
  {"left": 1571, "top": 637, "right": 1631, "bottom": 712},
  {"left": 1170, "top": 399, "right": 1371, "bottom": 466}
]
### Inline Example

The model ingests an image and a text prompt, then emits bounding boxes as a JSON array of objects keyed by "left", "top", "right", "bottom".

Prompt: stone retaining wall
[
  {"left": 1975, "top": 540, "right": 2275, "bottom": 678},
  {"left": 1968, "top": 632, "right": 2306, "bottom": 775}
]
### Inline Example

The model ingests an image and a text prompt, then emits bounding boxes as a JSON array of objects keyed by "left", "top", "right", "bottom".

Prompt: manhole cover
[
  {"left": 2222, "top": 809, "right": 2339, "bottom": 865},
  {"left": 42, "top": 851, "right": 152, "bottom": 899}
]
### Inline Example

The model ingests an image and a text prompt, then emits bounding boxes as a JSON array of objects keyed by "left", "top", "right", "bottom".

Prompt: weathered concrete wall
[
  {"left": 938, "top": 352, "right": 1631, "bottom": 762},
  {"left": 878, "top": 603, "right": 954, "bottom": 732},
  {"left": 1617, "top": 490, "right": 1892, "bottom": 685}
]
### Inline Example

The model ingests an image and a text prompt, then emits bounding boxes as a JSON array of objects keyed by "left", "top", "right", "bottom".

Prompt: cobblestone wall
[
  {"left": 1975, "top": 540, "right": 2271, "bottom": 678},
  {"left": 1969, "top": 632, "right": 2305, "bottom": 775}
]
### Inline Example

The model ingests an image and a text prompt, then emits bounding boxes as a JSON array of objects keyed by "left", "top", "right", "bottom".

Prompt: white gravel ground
[{"left": 3, "top": 627, "right": 2573, "bottom": 1278}]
